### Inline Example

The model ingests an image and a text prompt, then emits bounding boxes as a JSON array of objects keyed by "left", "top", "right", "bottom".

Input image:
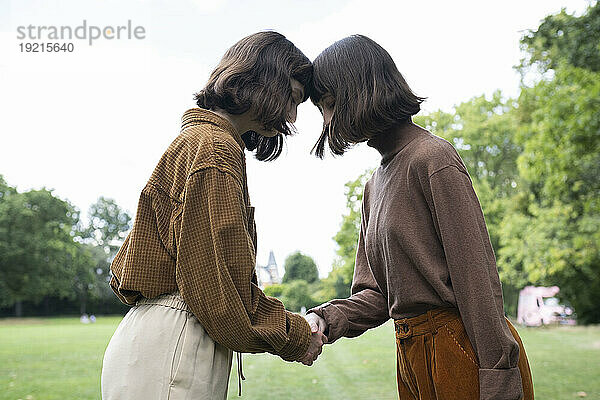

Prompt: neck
[
  {"left": 367, "top": 119, "right": 413, "bottom": 160},
  {"left": 210, "top": 108, "right": 249, "bottom": 136},
  {"left": 211, "top": 107, "right": 277, "bottom": 139}
]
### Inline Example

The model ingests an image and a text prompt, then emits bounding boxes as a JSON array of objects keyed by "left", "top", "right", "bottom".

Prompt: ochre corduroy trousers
[{"left": 395, "top": 308, "right": 534, "bottom": 399}]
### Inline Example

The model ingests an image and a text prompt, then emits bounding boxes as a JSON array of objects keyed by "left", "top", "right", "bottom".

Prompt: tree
[
  {"left": 0, "top": 186, "right": 81, "bottom": 316},
  {"left": 0, "top": 175, "right": 16, "bottom": 202},
  {"left": 70, "top": 243, "right": 99, "bottom": 314},
  {"left": 497, "top": 65, "right": 600, "bottom": 323},
  {"left": 0, "top": 175, "right": 17, "bottom": 308},
  {"left": 0, "top": 180, "right": 133, "bottom": 316},
  {"left": 519, "top": 2, "right": 600, "bottom": 73},
  {"left": 324, "top": 170, "right": 373, "bottom": 299},
  {"left": 263, "top": 280, "right": 323, "bottom": 313},
  {"left": 282, "top": 252, "right": 319, "bottom": 284},
  {"left": 493, "top": 3, "right": 600, "bottom": 323},
  {"left": 263, "top": 283, "right": 284, "bottom": 298},
  {"left": 279, "top": 280, "right": 319, "bottom": 312},
  {"left": 78, "top": 197, "right": 132, "bottom": 313},
  {"left": 81, "top": 196, "right": 132, "bottom": 257}
]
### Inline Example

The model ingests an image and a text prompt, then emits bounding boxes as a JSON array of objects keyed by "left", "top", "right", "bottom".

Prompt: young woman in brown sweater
[
  {"left": 101, "top": 32, "right": 326, "bottom": 400},
  {"left": 304, "top": 35, "right": 534, "bottom": 400}
]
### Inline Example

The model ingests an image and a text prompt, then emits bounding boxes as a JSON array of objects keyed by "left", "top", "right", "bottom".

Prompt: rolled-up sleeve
[
  {"left": 308, "top": 195, "right": 389, "bottom": 344},
  {"left": 429, "top": 165, "right": 523, "bottom": 400},
  {"left": 175, "top": 167, "right": 310, "bottom": 362}
]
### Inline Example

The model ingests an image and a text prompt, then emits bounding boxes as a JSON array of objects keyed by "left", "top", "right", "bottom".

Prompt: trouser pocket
[
  {"left": 443, "top": 317, "right": 479, "bottom": 368},
  {"left": 431, "top": 317, "right": 480, "bottom": 399},
  {"left": 167, "top": 313, "right": 233, "bottom": 400},
  {"left": 169, "top": 314, "right": 189, "bottom": 387}
]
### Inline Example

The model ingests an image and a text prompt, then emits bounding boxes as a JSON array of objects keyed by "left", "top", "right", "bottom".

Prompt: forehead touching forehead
[{"left": 309, "top": 67, "right": 330, "bottom": 106}]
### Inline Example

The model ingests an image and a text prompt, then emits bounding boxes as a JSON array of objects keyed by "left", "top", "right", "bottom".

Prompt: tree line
[{"left": 0, "top": 181, "right": 131, "bottom": 317}]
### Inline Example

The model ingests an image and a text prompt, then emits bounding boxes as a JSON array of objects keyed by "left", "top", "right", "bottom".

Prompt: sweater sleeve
[
  {"left": 175, "top": 167, "right": 310, "bottom": 362},
  {"left": 429, "top": 165, "right": 523, "bottom": 400},
  {"left": 307, "top": 197, "right": 389, "bottom": 344}
]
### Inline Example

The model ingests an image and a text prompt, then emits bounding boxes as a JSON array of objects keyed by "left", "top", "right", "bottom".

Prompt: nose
[
  {"left": 323, "top": 108, "right": 333, "bottom": 125},
  {"left": 287, "top": 106, "right": 297, "bottom": 123}
]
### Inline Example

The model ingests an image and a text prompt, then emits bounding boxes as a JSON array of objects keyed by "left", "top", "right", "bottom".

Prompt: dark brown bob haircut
[
  {"left": 194, "top": 31, "right": 312, "bottom": 161},
  {"left": 310, "top": 34, "right": 426, "bottom": 158}
]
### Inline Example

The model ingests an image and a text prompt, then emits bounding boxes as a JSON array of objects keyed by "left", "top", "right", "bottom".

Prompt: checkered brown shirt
[{"left": 109, "top": 108, "right": 310, "bottom": 361}]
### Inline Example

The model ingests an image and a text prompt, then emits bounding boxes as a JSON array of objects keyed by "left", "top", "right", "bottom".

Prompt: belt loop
[
  {"left": 427, "top": 310, "right": 438, "bottom": 335},
  {"left": 395, "top": 319, "right": 412, "bottom": 339}
]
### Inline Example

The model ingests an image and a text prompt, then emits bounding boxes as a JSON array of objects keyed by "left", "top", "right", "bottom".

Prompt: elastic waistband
[
  {"left": 394, "top": 307, "right": 460, "bottom": 339},
  {"left": 136, "top": 291, "right": 191, "bottom": 313}
]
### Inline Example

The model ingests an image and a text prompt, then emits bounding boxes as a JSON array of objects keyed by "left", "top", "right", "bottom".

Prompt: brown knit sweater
[
  {"left": 109, "top": 108, "right": 311, "bottom": 362},
  {"left": 308, "top": 122, "right": 523, "bottom": 399}
]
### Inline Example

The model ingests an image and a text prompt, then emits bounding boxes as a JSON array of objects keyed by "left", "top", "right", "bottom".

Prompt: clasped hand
[{"left": 298, "top": 313, "right": 328, "bottom": 366}]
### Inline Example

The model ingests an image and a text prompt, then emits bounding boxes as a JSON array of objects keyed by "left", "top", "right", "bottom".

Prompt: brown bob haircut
[
  {"left": 194, "top": 31, "right": 312, "bottom": 161},
  {"left": 310, "top": 35, "right": 426, "bottom": 158}
]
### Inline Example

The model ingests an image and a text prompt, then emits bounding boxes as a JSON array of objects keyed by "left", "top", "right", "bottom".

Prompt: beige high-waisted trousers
[{"left": 101, "top": 291, "right": 233, "bottom": 399}]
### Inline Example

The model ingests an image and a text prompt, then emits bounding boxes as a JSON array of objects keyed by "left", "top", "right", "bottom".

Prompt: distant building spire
[
  {"left": 257, "top": 250, "right": 282, "bottom": 289},
  {"left": 267, "top": 251, "right": 277, "bottom": 268},
  {"left": 267, "top": 250, "right": 280, "bottom": 283}
]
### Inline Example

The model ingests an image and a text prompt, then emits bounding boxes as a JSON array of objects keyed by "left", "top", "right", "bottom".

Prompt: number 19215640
[{"left": 19, "top": 42, "right": 75, "bottom": 52}]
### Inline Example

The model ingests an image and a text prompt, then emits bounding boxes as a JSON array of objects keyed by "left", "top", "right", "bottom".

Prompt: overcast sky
[{"left": 0, "top": 0, "right": 592, "bottom": 277}]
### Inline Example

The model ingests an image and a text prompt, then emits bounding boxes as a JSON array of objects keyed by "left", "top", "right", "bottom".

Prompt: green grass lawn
[{"left": 0, "top": 316, "right": 598, "bottom": 399}]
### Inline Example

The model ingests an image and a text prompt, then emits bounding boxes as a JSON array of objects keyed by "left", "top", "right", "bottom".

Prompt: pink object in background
[{"left": 517, "top": 286, "right": 576, "bottom": 327}]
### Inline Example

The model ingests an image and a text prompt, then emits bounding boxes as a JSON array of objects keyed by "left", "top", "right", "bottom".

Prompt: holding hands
[{"left": 299, "top": 313, "right": 328, "bottom": 366}]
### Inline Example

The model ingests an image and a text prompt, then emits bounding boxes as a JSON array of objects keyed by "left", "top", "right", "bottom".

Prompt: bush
[
  {"left": 263, "top": 283, "right": 284, "bottom": 298},
  {"left": 282, "top": 252, "right": 319, "bottom": 284},
  {"left": 279, "top": 280, "right": 320, "bottom": 312}
]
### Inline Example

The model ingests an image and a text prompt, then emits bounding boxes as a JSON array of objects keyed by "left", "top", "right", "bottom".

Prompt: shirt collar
[{"left": 181, "top": 108, "right": 245, "bottom": 150}]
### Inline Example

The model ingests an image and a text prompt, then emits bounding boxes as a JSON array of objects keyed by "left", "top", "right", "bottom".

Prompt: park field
[{"left": 0, "top": 316, "right": 599, "bottom": 399}]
